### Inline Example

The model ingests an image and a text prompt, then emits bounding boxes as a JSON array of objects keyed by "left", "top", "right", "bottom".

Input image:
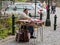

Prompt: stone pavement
[{"left": 0, "top": 7, "right": 60, "bottom": 45}]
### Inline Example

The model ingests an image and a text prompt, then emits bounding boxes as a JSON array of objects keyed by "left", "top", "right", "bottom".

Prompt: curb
[{"left": 0, "top": 36, "right": 15, "bottom": 44}]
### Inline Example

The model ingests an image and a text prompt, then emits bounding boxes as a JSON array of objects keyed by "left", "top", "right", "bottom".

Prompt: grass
[{"left": 0, "top": 29, "right": 9, "bottom": 39}]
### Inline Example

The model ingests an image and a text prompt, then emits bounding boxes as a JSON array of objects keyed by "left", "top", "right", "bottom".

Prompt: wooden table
[{"left": 16, "top": 19, "right": 44, "bottom": 42}]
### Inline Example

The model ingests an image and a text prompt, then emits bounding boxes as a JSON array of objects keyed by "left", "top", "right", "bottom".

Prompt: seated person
[{"left": 18, "top": 8, "right": 36, "bottom": 38}]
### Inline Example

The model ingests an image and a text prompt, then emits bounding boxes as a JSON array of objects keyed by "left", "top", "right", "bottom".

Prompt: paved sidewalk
[
  {"left": 0, "top": 26, "right": 60, "bottom": 45},
  {"left": 0, "top": 7, "right": 60, "bottom": 45}
]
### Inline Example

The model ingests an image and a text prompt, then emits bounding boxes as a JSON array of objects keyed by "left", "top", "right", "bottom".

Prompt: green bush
[
  {"left": 0, "top": 17, "right": 12, "bottom": 39},
  {"left": 0, "top": 15, "right": 19, "bottom": 39}
]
